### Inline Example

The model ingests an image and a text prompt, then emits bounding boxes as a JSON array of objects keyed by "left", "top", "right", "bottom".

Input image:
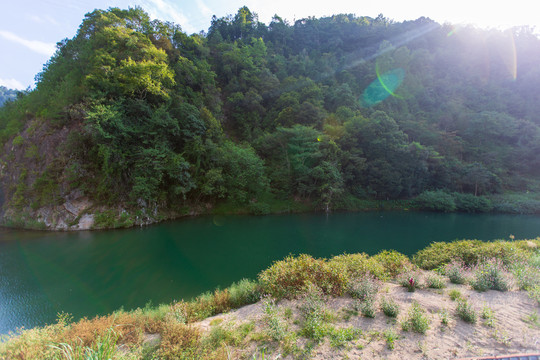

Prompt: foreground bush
[
  {"left": 258, "top": 254, "right": 348, "bottom": 298},
  {"left": 413, "top": 239, "right": 538, "bottom": 269}
]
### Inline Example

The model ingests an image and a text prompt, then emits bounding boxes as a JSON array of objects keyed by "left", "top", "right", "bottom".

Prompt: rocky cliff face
[{"left": 0, "top": 118, "right": 97, "bottom": 230}]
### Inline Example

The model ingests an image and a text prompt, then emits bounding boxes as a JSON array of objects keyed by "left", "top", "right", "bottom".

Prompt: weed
[
  {"left": 426, "top": 273, "right": 446, "bottom": 289},
  {"left": 522, "top": 311, "right": 540, "bottom": 329},
  {"left": 456, "top": 299, "right": 477, "bottom": 324},
  {"left": 401, "top": 302, "right": 430, "bottom": 334},
  {"left": 380, "top": 297, "right": 399, "bottom": 318},
  {"left": 383, "top": 328, "right": 399, "bottom": 350},
  {"left": 327, "top": 327, "right": 362, "bottom": 348},
  {"left": 470, "top": 258, "right": 512, "bottom": 291},
  {"left": 446, "top": 261, "right": 468, "bottom": 284},
  {"left": 481, "top": 306, "right": 495, "bottom": 327},
  {"left": 398, "top": 272, "right": 421, "bottom": 292},
  {"left": 439, "top": 308, "right": 450, "bottom": 327},
  {"left": 262, "top": 297, "right": 287, "bottom": 341},
  {"left": 360, "top": 298, "right": 376, "bottom": 318},
  {"left": 528, "top": 285, "right": 540, "bottom": 305},
  {"left": 298, "top": 286, "right": 332, "bottom": 342},
  {"left": 511, "top": 262, "right": 540, "bottom": 290},
  {"left": 448, "top": 289, "right": 463, "bottom": 301},
  {"left": 348, "top": 276, "right": 380, "bottom": 301}
]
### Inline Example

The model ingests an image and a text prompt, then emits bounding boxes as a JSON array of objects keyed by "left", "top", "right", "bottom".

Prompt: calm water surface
[{"left": 1, "top": 211, "right": 539, "bottom": 334}]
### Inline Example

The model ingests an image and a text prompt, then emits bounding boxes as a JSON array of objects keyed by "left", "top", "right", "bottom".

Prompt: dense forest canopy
[{"left": 1, "top": 6, "right": 540, "bottom": 222}]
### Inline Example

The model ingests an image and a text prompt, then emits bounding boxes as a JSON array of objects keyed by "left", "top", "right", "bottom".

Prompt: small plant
[
  {"left": 299, "top": 285, "right": 331, "bottom": 342},
  {"left": 471, "top": 258, "right": 512, "bottom": 292},
  {"left": 446, "top": 261, "right": 468, "bottom": 284},
  {"left": 401, "top": 302, "right": 430, "bottom": 334},
  {"left": 360, "top": 298, "right": 376, "bottom": 318},
  {"left": 481, "top": 306, "right": 495, "bottom": 327},
  {"left": 448, "top": 289, "right": 463, "bottom": 301},
  {"left": 380, "top": 297, "right": 399, "bottom": 318},
  {"left": 511, "top": 259, "right": 540, "bottom": 291},
  {"left": 439, "top": 308, "right": 450, "bottom": 327},
  {"left": 383, "top": 328, "right": 399, "bottom": 350},
  {"left": 262, "top": 297, "right": 287, "bottom": 341},
  {"left": 327, "top": 327, "right": 362, "bottom": 348},
  {"left": 522, "top": 311, "right": 540, "bottom": 329},
  {"left": 348, "top": 276, "right": 380, "bottom": 301},
  {"left": 456, "top": 299, "right": 477, "bottom": 324},
  {"left": 426, "top": 273, "right": 446, "bottom": 289},
  {"left": 529, "top": 285, "right": 540, "bottom": 305},
  {"left": 398, "top": 273, "right": 420, "bottom": 292}
]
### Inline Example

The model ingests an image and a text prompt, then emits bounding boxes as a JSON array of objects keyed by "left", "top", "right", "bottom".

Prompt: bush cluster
[
  {"left": 258, "top": 254, "right": 348, "bottom": 299},
  {"left": 415, "top": 191, "right": 493, "bottom": 213},
  {"left": 470, "top": 259, "right": 513, "bottom": 292},
  {"left": 413, "top": 239, "right": 537, "bottom": 270}
]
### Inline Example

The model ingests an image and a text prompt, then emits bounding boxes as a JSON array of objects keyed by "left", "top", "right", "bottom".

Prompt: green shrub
[
  {"left": 491, "top": 193, "right": 540, "bottom": 214},
  {"left": 380, "top": 297, "right": 399, "bottom": 318},
  {"left": 456, "top": 299, "right": 477, "bottom": 324},
  {"left": 439, "top": 308, "right": 450, "bottom": 326},
  {"left": 262, "top": 297, "right": 287, "bottom": 341},
  {"left": 415, "top": 190, "right": 456, "bottom": 212},
  {"left": 401, "top": 302, "right": 430, "bottom": 334},
  {"left": 259, "top": 254, "right": 348, "bottom": 299},
  {"left": 528, "top": 285, "right": 540, "bottom": 305},
  {"left": 413, "top": 239, "right": 532, "bottom": 270},
  {"left": 228, "top": 279, "right": 261, "bottom": 307},
  {"left": 347, "top": 276, "right": 380, "bottom": 301},
  {"left": 12, "top": 134, "right": 23, "bottom": 146},
  {"left": 327, "top": 327, "right": 361, "bottom": 348},
  {"left": 446, "top": 262, "right": 469, "bottom": 284},
  {"left": 511, "top": 262, "right": 540, "bottom": 290},
  {"left": 398, "top": 272, "right": 421, "bottom": 292},
  {"left": 453, "top": 192, "right": 493, "bottom": 213},
  {"left": 330, "top": 253, "right": 385, "bottom": 279},
  {"left": 371, "top": 250, "right": 413, "bottom": 279},
  {"left": 360, "top": 298, "right": 376, "bottom": 318},
  {"left": 448, "top": 289, "right": 463, "bottom": 301},
  {"left": 470, "top": 259, "right": 512, "bottom": 292},
  {"left": 481, "top": 306, "right": 495, "bottom": 327},
  {"left": 383, "top": 328, "right": 399, "bottom": 350},
  {"left": 298, "top": 287, "right": 331, "bottom": 342},
  {"left": 426, "top": 273, "right": 446, "bottom": 289}
]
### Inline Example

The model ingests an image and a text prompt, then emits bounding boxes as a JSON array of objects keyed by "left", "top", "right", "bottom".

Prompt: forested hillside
[{"left": 1, "top": 7, "right": 540, "bottom": 229}]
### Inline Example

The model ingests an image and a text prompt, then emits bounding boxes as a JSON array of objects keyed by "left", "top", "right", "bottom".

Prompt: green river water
[{"left": 1, "top": 211, "right": 539, "bottom": 334}]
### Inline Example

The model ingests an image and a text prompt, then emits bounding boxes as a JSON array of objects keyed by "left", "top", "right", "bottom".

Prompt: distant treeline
[{"left": 1, "top": 6, "right": 540, "bottom": 216}]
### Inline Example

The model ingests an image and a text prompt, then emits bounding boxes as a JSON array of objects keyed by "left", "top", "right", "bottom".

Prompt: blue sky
[{"left": 1, "top": 0, "right": 538, "bottom": 90}]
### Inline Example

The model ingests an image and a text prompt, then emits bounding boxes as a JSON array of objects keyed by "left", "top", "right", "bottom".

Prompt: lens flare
[
  {"left": 362, "top": 65, "right": 405, "bottom": 107},
  {"left": 499, "top": 29, "right": 517, "bottom": 80}
]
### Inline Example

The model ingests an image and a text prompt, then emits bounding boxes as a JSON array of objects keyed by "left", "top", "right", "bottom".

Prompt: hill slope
[{"left": 1, "top": 7, "right": 540, "bottom": 229}]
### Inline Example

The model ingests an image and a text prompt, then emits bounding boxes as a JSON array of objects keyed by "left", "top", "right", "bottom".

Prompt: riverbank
[
  {"left": 3, "top": 190, "right": 540, "bottom": 231},
  {"left": 1, "top": 238, "right": 539, "bottom": 359}
]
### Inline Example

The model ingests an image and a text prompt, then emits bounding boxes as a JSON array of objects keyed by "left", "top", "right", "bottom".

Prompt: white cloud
[
  {"left": 197, "top": 0, "right": 213, "bottom": 18},
  {"left": 27, "top": 14, "right": 60, "bottom": 26},
  {"left": 142, "top": 0, "right": 196, "bottom": 33},
  {"left": 0, "top": 30, "right": 56, "bottom": 56},
  {"left": 0, "top": 77, "right": 26, "bottom": 90}
]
